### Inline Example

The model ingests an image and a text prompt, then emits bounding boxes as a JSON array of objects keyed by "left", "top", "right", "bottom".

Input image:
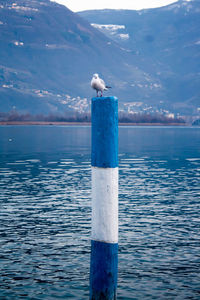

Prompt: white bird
[{"left": 91, "top": 73, "right": 111, "bottom": 97}]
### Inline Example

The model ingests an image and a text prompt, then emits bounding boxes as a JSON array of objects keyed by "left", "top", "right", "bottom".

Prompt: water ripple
[{"left": 0, "top": 126, "right": 200, "bottom": 299}]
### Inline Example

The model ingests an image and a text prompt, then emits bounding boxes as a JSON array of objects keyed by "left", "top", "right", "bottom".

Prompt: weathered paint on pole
[{"left": 90, "top": 96, "right": 118, "bottom": 300}]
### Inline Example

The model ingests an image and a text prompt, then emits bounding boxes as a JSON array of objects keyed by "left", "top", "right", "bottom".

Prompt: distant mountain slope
[
  {"left": 1, "top": 0, "right": 155, "bottom": 113},
  {"left": 0, "top": 0, "right": 199, "bottom": 115},
  {"left": 79, "top": 0, "right": 200, "bottom": 115}
]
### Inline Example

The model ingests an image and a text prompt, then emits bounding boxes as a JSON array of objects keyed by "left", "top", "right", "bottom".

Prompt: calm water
[{"left": 0, "top": 126, "right": 200, "bottom": 299}]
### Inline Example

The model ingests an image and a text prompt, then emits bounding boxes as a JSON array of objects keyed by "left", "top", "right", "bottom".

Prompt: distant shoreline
[{"left": 0, "top": 121, "right": 187, "bottom": 126}]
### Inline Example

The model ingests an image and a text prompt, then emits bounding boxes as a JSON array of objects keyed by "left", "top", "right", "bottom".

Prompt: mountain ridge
[
  {"left": 0, "top": 0, "right": 199, "bottom": 116},
  {"left": 79, "top": 0, "right": 200, "bottom": 115},
  {"left": 1, "top": 0, "right": 144, "bottom": 113}
]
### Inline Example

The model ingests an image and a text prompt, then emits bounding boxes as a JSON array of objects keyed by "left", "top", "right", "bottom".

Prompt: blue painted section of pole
[
  {"left": 92, "top": 96, "right": 118, "bottom": 168},
  {"left": 90, "top": 241, "right": 118, "bottom": 300},
  {"left": 90, "top": 96, "right": 118, "bottom": 300}
]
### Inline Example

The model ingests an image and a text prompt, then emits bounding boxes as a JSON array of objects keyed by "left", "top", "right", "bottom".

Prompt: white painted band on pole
[{"left": 91, "top": 166, "right": 118, "bottom": 244}]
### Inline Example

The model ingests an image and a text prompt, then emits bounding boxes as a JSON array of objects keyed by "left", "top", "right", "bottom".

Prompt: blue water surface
[{"left": 0, "top": 125, "right": 200, "bottom": 299}]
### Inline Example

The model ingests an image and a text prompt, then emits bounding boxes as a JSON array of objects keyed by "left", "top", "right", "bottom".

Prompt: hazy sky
[{"left": 51, "top": 0, "right": 179, "bottom": 12}]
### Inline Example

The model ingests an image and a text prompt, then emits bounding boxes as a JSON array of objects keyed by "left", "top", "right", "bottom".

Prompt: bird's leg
[
  {"left": 96, "top": 91, "right": 99, "bottom": 97},
  {"left": 100, "top": 92, "right": 103, "bottom": 97}
]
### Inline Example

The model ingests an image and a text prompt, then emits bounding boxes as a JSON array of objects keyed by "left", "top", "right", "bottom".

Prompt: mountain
[
  {"left": 0, "top": 0, "right": 160, "bottom": 114},
  {"left": 79, "top": 0, "right": 200, "bottom": 115},
  {"left": 0, "top": 0, "right": 199, "bottom": 116}
]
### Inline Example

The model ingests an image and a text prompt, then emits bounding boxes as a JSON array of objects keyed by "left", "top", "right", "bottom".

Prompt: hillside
[
  {"left": 0, "top": 0, "right": 153, "bottom": 114},
  {"left": 0, "top": 0, "right": 199, "bottom": 116},
  {"left": 79, "top": 0, "right": 200, "bottom": 115}
]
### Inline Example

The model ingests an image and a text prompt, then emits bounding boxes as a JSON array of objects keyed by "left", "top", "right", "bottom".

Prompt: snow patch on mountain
[{"left": 91, "top": 23, "right": 129, "bottom": 40}]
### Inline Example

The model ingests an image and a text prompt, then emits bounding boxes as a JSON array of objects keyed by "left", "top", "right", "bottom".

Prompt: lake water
[{"left": 0, "top": 126, "right": 200, "bottom": 299}]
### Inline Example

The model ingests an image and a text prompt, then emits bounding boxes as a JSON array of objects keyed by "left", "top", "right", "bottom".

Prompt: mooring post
[{"left": 90, "top": 96, "right": 118, "bottom": 300}]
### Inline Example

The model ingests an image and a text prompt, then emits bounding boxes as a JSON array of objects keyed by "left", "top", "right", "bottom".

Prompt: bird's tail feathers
[{"left": 105, "top": 86, "right": 112, "bottom": 89}]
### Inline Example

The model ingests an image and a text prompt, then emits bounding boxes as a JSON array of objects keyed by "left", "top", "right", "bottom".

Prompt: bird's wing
[{"left": 100, "top": 78, "right": 106, "bottom": 87}]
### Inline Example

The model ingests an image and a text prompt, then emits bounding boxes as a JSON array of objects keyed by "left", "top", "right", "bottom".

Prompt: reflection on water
[{"left": 0, "top": 126, "right": 200, "bottom": 299}]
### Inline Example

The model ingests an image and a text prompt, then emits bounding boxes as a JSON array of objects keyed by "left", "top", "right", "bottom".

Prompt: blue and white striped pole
[{"left": 90, "top": 96, "right": 118, "bottom": 300}]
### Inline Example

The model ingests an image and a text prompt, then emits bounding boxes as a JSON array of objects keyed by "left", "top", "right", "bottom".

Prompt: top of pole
[{"left": 91, "top": 96, "right": 118, "bottom": 168}]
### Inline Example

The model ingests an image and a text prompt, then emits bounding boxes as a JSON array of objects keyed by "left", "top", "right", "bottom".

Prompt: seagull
[{"left": 91, "top": 73, "right": 111, "bottom": 97}]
